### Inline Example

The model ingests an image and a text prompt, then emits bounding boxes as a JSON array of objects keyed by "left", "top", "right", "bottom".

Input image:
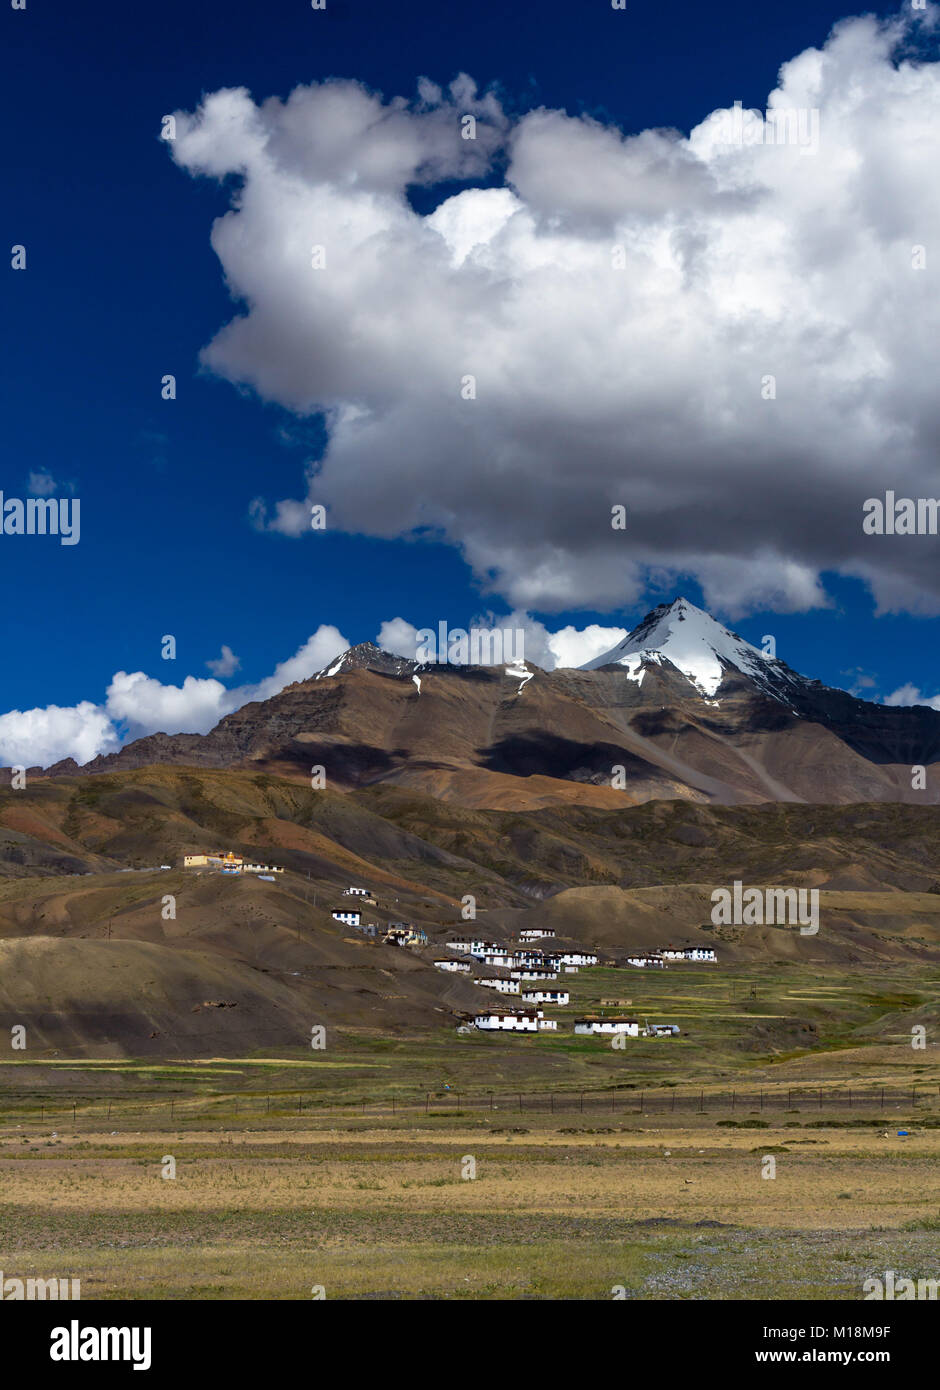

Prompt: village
[
  {"left": 327, "top": 885, "right": 717, "bottom": 1040},
  {"left": 176, "top": 860, "right": 718, "bottom": 1039}
]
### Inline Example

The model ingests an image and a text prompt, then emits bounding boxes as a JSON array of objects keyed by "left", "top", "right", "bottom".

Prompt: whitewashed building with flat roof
[
  {"left": 473, "top": 1010, "right": 540, "bottom": 1033},
  {"left": 625, "top": 952, "right": 665, "bottom": 969},
  {"left": 521, "top": 988, "right": 569, "bottom": 1006},
  {"left": 475, "top": 977, "right": 520, "bottom": 994},
  {"left": 478, "top": 950, "right": 516, "bottom": 968},
  {"left": 574, "top": 1018, "right": 639, "bottom": 1036}
]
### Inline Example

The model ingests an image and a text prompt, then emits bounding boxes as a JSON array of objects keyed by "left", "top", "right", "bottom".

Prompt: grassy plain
[
  {"left": 0, "top": 1115, "right": 938, "bottom": 1299},
  {"left": 1, "top": 963, "right": 938, "bottom": 1299}
]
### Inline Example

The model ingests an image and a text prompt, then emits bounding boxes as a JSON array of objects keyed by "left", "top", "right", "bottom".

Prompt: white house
[
  {"left": 625, "top": 952, "right": 665, "bottom": 969},
  {"left": 521, "top": 988, "right": 569, "bottom": 1006},
  {"left": 331, "top": 908, "right": 362, "bottom": 926},
  {"left": 467, "top": 942, "right": 501, "bottom": 959},
  {"left": 445, "top": 939, "right": 483, "bottom": 953},
  {"left": 343, "top": 887, "right": 370, "bottom": 897},
  {"left": 434, "top": 959, "right": 471, "bottom": 973},
  {"left": 557, "top": 951, "right": 598, "bottom": 967},
  {"left": 574, "top": 1018, "right": 640, "bottom": 1036},
  {"left": 478, "top": 950, "right": 516, "bottom": 968},
  {"left": 475, "top": 977, "right": 520, "bottom": 994},
  {"left": 646, "top": 1023, "right": 681, "bottom": 1036},
  {"left": 510, "top": 966, "right": 558, "bottom": 981},
  {"left": 537, "top": 1018, "right": 558, "bottom": 1031},
  {"left": 519, "top": 928, "right": 555, "bottom": 941},
  {"left": 682, "top": 946, "right": 717, "bottom": 962},
  {"left": 473, "top": 1010, "right": 541, "bottom": 1033}
]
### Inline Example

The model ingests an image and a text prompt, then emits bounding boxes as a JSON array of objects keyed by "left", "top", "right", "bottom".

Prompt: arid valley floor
[{"left": 2, "top": 960, "right": 938, "bottom": 1300}]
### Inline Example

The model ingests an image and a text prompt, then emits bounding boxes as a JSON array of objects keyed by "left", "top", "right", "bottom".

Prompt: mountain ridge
[{"left": 10, "top": 598, "right": 940, "bottom": 807}]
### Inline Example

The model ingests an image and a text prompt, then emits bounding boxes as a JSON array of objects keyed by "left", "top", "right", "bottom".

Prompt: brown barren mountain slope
[
  {"left": 0, "top": 765, "right": 938, "bottom": 1051},
  {"left": 19, "top": 632, "right": 940, "bottom": 809}
]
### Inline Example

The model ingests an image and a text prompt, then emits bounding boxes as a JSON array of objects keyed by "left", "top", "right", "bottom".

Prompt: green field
[{"left": 2, "top": 961, "right": 936, "bottom": 1112}]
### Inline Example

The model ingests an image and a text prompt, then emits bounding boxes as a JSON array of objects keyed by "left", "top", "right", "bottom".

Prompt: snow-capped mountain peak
[{"left": 581, "top": 597, "right": 795, "bottom": 700}]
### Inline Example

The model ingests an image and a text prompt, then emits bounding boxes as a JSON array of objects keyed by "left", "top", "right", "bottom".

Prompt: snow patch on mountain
[
  {"left": 617, "top": 654, "right": 646, "bottom": 686},
  {"left": 506, "top": 661, "right": 535, "bottom": 693}
]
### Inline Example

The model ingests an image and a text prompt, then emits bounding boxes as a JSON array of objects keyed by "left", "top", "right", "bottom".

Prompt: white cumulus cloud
[
  {"left": 0, "top": 702, "right": 120, "bottom": 769},
  {"left": 249, "top": 626, "right": 350, "bottom": 699},
  {"left": 0, "top": 626, "right": 352, "bottom": 769},
  {"left": 105, "top": 671, "right": 232, "bottom": 742},
  {"left": 884, "top": 683, "right": 940, "bottom": 710},
  {"left": 375, "top": 612, "right": 626, "bottom": 669},
  {"left": 376, "top": 617, "right": 421, "bottom": 658},
  {"left": 168, "top": 10, "right": 940, "bottom": 620}
]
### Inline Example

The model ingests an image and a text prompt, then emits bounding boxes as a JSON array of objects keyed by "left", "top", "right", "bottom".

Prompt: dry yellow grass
[
  {"left": 2, "top": 1124, "right": 937, "bottom": 1229},
  {"left": 1, "top": 1116, "right": 938, "bottom": 1298}
]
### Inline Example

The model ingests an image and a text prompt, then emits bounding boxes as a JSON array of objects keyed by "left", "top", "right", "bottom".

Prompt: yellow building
[{"left": 186, "top": 851, "right": 244, "bottom": 871}]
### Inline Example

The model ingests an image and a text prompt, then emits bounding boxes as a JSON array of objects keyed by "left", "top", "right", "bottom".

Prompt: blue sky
[{"left": 2, "top": 0, "right": 938, "bottom": 765}]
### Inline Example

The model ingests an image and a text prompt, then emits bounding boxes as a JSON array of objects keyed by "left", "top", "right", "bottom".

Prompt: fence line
[{"left": 0, "top": 1084, "right": 936, "bottom": 1126}]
